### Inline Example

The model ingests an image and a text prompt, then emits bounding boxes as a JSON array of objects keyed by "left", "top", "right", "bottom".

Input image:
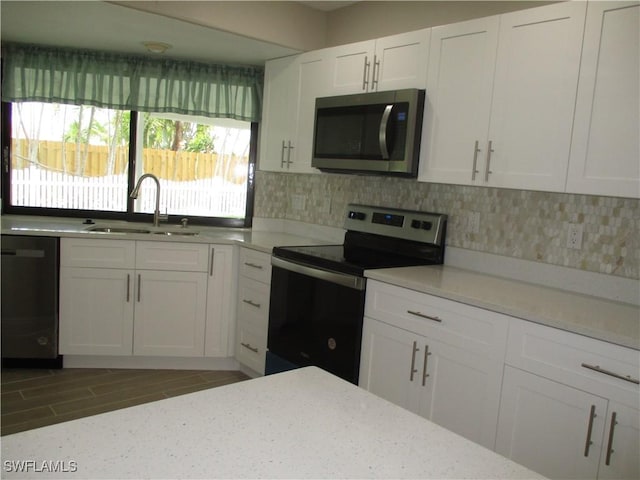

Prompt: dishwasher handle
[{"left": 1, "top": 249, "right": 46, "bottom": 258}]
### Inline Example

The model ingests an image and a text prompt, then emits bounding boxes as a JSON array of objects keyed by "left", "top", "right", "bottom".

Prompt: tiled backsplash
[{"left": 255, "top": 171, "right": 639, "bottom": 280}]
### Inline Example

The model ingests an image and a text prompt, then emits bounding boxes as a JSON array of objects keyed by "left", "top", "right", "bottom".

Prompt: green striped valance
[{"left": 1, "top": 43, "right": 264, "bottom": 122}]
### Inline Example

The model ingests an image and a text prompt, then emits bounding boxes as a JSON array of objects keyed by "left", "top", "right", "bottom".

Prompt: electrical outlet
[
  {"left": 567, "top": 223, "right": 583, "bottom": 250},
  {"left": 468, "top": 212, "right": 480, "bottom": 234}
]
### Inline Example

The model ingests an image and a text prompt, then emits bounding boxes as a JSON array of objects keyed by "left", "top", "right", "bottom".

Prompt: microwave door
[{"left": 379, "top": 104, "right": 393, "bottom": 159}]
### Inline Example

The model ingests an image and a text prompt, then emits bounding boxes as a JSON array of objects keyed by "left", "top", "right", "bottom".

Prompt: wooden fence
[{"left": 11, "top": 139, "right": 248, "bottom": 184}]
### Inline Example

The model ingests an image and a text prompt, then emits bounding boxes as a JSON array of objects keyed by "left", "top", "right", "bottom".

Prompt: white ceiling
[{"left": 0, "top": 1, "right": 304, "bottom": 65}]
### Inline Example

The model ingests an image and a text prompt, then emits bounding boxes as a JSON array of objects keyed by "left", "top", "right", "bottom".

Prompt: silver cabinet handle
[
  {"left": 422, "top": 344, "right": 432, "bottom": 386},
  {"left": 244, "top": 262, "right": 264, "bottom": 270},
  {"left": 584, "top": 404, "right": 597, "bottom": 457},
  {"left": 407, "top": 310, "right": 442, "bottom": 323},
  {"left": 484, "top": 140, "right": 494, "bottom": 182},
  {"left": 126, "top": 274, "right": 131, "bottom": 303},
  {"left": 241, "top": 342, "right": 259, "bottom": 353},
  {"left": 605, "top": 411, "right": 618, "bottom": 466},
  {"left": 242, "top": 299, "right": 261, "bottom": 309},
  {"left": 362, "top": 56, "right": 371, "bottom": 91},
  {"left": 210, "top": 248, "right": 215, "bottom": 276},
  {"left": 471, "top": 140, "right": 481, "bottom": 180},
  {"left": 137, "top": 274, "right": 141, "bottom": 302},
  {"left": 409, "top": 340, "right": 419, "bottom": 382},
  {"left": 280, "top": 140, "right": 287, "bottom": 168},
  {"left": 287, "top": 140, "right": 294, "bottom": 166},
  {"left": 581, "top": 363, "right": 640, "bottom": 385},
  {"left": 371, "top": 55, "right": 380, "bottom": 90}
]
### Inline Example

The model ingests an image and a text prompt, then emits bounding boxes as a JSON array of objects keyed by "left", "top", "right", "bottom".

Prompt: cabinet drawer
[
  {"left": 135, "top": 241, "right": 209, "bottom": 272},
  {"left": 239, "top": 248, "right": 272, "bottom": 284},
  {"left": 237, "top": 277, "right": 270, "bottom": 332},
  {"left": 506, "top": 319, "right": 639, "bottom": 405},
  {"left": 365, "top": 280, "right": 508, "bottom": 359},
  {"left": 61, "top": 238, "right": 135, "bottom": 269},
  {"left": 236, "top": 324, "right": 267, "bottom": 374}
]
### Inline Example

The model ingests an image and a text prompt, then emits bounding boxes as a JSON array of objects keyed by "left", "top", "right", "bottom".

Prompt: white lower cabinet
[
  {"left": 495, "top": 319, "right": 640, "bottom": 480},
  {"left": 235, "top": 248, "right": 272, "bottom": 374},
  {"left": 60, "top": 238, "right": 233, "bottom": 358},
  {"left": 359, "top": 280, "right": 508, "bottom": 450}
]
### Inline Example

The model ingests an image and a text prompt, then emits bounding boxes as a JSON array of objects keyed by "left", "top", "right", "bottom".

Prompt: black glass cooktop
[{"left": 272, "top": 243, "right": 440, "bottom": 277}]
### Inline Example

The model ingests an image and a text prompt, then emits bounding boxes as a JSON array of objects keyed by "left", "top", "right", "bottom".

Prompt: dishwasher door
[{"left": 1, "top": 235, "right": 59, "bottom": 359}]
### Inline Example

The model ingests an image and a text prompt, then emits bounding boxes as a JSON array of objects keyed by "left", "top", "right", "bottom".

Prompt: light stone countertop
[
  {"left": 366, "top": 265, "right": 640, "bottom": 351},
  {"left": 0, "top": 215, "right": 329, "bottom": 253},
  {"left": 0, "top": 367, "right": 545, "bottom": 480}
]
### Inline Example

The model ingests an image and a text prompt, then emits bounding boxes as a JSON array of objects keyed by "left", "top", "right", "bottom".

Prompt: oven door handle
[{"left": 271, "top": 256, "right": 366, "bottom": 291}]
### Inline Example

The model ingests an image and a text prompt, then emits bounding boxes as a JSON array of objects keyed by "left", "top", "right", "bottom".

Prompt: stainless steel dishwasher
[{"left": 1, "top": 235, "right": 60, "bottom": 362}]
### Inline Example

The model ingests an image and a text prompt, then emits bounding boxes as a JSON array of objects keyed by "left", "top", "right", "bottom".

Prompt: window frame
[{"left": 0, "top": 102, "right": 256, "bottom": 228}]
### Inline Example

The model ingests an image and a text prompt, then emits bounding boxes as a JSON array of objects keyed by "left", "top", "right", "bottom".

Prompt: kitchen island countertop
[{"left": 0, "top": 367, "right": 544, "bottom": 479}]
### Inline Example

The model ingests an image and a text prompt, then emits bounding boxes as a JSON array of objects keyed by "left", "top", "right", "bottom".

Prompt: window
[{"left": 2, "top": 101, "right": 255, "bottom": 226}]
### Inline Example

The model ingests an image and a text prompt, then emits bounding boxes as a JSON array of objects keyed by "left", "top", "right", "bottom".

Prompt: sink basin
[{"left": 87, "top": 226, "right": 151, "bottom": 234}]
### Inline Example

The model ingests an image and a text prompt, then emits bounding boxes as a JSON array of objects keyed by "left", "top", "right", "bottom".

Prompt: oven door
[{"left": 267, "top": 257, "right": 366, "bottom": 384}]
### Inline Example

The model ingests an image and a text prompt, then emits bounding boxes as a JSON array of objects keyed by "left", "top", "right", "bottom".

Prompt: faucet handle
[{"left": 180, "top": 218, "right": 189, "bottom": 228}]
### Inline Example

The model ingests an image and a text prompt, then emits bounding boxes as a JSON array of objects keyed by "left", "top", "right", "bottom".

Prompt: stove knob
[
  {"left": 421, "top": 221, "right": 433, "bottom": 230},
  {"left": 410, "top": 219, "right": 421, "bottom": 229},
  {"left": 348, "top": 211, "right": 366, "bottom": 220}
]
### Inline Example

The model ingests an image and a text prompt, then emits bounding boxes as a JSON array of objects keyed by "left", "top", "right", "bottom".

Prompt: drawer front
[
  {"left": 239, "top": 248, "right": 272, "bottom": 284},
  {"left": 135, "top": 241, "right": 209, "bottom": 272},
  {"left": 237, "top": 277, "right": 270, "bottom": 333},
  {"left": 365, "top": 280, "right": 509, "bottom": 359},
  {"left": 506, "top": 318, "right": 640, "bottom": 405},
  {"left": 61, "top": 238, "right": 135, "bottom": 269},
  {"left": 236, "top": 324, "right": 267, "bottom": 374}
]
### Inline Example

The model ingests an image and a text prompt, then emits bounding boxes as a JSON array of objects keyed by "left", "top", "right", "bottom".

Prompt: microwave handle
[{"left": 379, "top": 104, "right": 393, "bottom": 159}]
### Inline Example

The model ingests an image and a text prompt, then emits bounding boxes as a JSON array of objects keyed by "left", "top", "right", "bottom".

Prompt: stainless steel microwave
[{"left": 311, "top": 89, "right": 425, "bottom": 177}]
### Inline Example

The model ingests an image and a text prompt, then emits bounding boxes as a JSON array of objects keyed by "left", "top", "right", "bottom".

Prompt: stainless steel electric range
[{"left": 267, "top": 204, "right": 447, "bottom": 384}]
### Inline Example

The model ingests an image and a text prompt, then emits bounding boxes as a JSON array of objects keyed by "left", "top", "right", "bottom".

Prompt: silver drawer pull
[
  {"left": 241, "top": 342, "right": 259, "bottom": 353},
  {"left": 605, "top": 411, "right": 618, "bottom": 466},
  {"left": 242, "top": 299, "right": 261, "bottom": 309},
  {"left": 409, "top": 341, "right": 419, "bottom": 382},
  {"left": 407, "top": 310, "right": 442, "bottom": 323},
  {"left": 422, "top": 344, "right": 432, "bottom": 386},
  {"left": 244, "top": 262, "right": 264, "bottom": 270},
  {"left": 581, "top": 363, "right": 640, "bottom": 385}
]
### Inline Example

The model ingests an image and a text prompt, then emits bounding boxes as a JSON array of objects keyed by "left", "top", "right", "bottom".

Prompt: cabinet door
[
  {"left": 258, "top": 55, "right": 299, "bottom": 172},
  {"left": 418, "top": 16, "right": 499, "bottom": 184},
  {"left": 418, "top": 337, "right": 504, "bottom": 450},
  {"left": 133, "top": 270, "right": 207, "bottom": 357},
  {"left": 59, "top": 267, "right": 134, "bottom": 355},
  {"left": 598, "top": 402, "right": 640, "bottom": 480},
  {"left": 289, "top": 52, "right": 326, "bottom": 173},
  {"left": 204, "top": 245, "right": 236, "bottom": 357},
  {"left": 373, "top": 29, "right": 430, "bottom": 91},
  {"left": 359, "top": 317, "right": 423, "bottom": 413},
  {"left": 487, "top": 1, "right": 586, "bottom": 192},
  {"left": 566, "top": 2, "right": 640, "bottom": 198},
  {"left": 496, "top": 366, "right": 606, "bottom": 480},
  {"left": 326, "top": 40, "right": 376, "bottom": 95}
]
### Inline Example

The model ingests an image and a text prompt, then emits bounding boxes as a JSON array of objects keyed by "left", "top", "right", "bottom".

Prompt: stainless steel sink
[{"left": 87, "top": 226, "right": 152, "bottom": 234}]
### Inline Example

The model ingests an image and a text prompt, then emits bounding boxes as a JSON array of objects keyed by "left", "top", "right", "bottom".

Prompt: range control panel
[{"left": 345, "top": 204, "right": 447, "bottom": 246}]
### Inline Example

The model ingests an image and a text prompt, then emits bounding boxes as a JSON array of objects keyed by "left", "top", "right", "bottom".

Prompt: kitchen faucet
[{"left": 130, "top": 173, "right": 166, "bottom": 227}]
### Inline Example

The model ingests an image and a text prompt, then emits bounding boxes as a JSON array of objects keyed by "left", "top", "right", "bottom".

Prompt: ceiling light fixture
[{"left": 142, "top": 41, "right": 172, "bottom": 54}]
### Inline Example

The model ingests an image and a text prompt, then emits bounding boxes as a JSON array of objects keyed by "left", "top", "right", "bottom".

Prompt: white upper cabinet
[
  {"left": 258, "top": 52, "right": 325, "bottom": 174},
  {"left": 566, "top": 1, "right": 640, "bottom": 198},
  {"left": 487, "top": 1, "right": 586, "bottom": 192},
  {"left": 326, "top": 29, "right": 430, "bottom": 95},
  {"left": 420, "top": 1, "right": 587, "bottom": 193},
  {"left": 419, "top": 15, "right": 499, "bottom": 185}
]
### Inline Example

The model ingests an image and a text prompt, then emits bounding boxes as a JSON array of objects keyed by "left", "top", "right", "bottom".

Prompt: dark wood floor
[{"left": 1, "top": 368, "right": 250, "bottom": 436}]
